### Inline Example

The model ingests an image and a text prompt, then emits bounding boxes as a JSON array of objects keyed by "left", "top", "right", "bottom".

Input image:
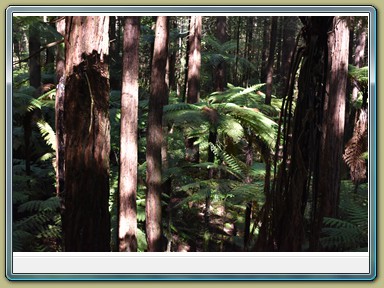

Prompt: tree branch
[{"left": 13, "top": 38, "right": 64, "bottom": 65}]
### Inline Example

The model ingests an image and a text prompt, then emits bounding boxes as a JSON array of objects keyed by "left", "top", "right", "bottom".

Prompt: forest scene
[{"left": 12, "top": 15, "right": 369, "bottom": 252}]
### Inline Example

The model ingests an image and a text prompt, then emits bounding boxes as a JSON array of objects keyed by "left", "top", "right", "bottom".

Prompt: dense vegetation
[{"left": 12, "top": 15, "right": 369, "bottom": 252}]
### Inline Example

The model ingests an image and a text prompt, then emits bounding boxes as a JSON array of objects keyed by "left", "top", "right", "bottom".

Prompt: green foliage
[
  {"left": 320, "top": 181, "right": 368, "bottom": 251},
  {"left": 348, "top": 65, "right": 368, "bottom": 108}
]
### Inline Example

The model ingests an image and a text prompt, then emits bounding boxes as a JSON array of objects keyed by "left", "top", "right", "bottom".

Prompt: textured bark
[
  {"left": 318, "top": 16, "right": 349, "bottom": 218},
  {"left": 119, "top": 16, "right": 140, "bottom": 252},
  {"left": 63, "top": 16, "right": 111, "bottom": 252},
  {"left": 275, "top": 16, "right": 333, "bottom": 252},
  {"left": 55, "top": 17, "right": 65, "bottom": 206},
  {"left": 185, "top": 16, "right": 202, "bottom": 163},
  {"left": 146, "top": 16, "right": 169, "bottom": 252}
]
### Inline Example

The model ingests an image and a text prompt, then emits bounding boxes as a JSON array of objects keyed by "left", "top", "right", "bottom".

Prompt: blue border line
[{"left": 5, "top": 5, "right": 377, "bottom": 281}]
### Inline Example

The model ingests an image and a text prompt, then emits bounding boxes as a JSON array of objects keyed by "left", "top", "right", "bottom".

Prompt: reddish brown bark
[
  {"left": 146, "top": 16, "right": 169, "bottom": 252},
  {"left": 119, "top": 16, "right": 140, "bottom": 252},
  {"left": 185, "top": 16, "right": 202, "bottom": 163},
  {"left": 63, "top": 16, "right": 111, "bottom": 251}
]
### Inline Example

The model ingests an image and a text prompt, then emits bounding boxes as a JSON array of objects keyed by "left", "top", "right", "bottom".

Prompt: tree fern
[{"left": 320, "top": 183, "right": 368, "bottom": 251}]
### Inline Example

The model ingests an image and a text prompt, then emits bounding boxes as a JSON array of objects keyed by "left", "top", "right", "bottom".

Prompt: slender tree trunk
[
  {"left": 243, "top": 17, "right": 254, "bottom": 87},
  {"left": 24, "top": 21, "right": 42, "bottom": 176},
  {"left": 29, "top": 23, "right": 41, "bottom": 88},
  {"left": 168, "top": 18, "right": 177, "bottom": 91},
  {"left": 146, "top": 16, "right": 169, "bottom": 252},
  {"left": 182, "top": 18, "right": 191, "bottom": 102},
  {"left": 185, "top": 16, "right": 202, "bottom": 163},
  {"left": 234, "top": 17, "right": 241, "bottom": 86},
  {"left": 119, "top": 16, "right": 140, "bottom": 252},
  {"left": 275, "top": 17, "right": 283, "bottom": 84},
  {"left": 351, "top": 18, "right": 366, "bottom": 101},
  {"left": 260, "top": 17, "right": 270, "bottom": 83},
  {"left": 63, "top": 16, "right": 111, "bottom": 252},
  {"left": 214, "top": 16, "right": 228, "bottom": 92},
  {"left": 55, "top": 17, "right": 65, "bottom": 205},
  {"left": 280, "top": 17, "right": 298, "bottom": 96},
  {"left": 243, "top": 137, "right": 253, "bottom": 250},
  {"left": 265, "top": 17, "right": 278, "bottom": 105}
]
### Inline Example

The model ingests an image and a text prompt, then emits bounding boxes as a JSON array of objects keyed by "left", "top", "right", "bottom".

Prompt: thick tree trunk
[
  {"left": 63, "top": 16, "right": 111, "bottom": 252},
  {"left": 275, "top": 16, "right": 333, "bottom": 252},
  {"left": 119, "top": 16, "right": 140, "bottom": 252},
  {"left": 318, "top": 16, "right": 349, "bottom": 218},
  {"left": 146, "top": 16, "right": 169, "bottom": 252}
]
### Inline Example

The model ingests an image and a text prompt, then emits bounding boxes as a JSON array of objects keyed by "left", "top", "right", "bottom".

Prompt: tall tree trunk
[
  {"left": 265, "top": 16, "right": 278, "bottom": 105},
  {"left": 29, "top": 23, "right": 41, "bottom": 88},
  {"left": 274, "top": 16, "right": 333, "bottom": 252},
  {"left": 243, "top": 137, "right": 253, "bottom": 250},
  {"left": 309, "top": 17, "right": 349, "bottom": 251},
  {"left": 63, "top": 16, "right": 111, "bottom": 252},
  {"left": 119, "top": 16, "right": 140, "bottom": 252},
  {"left": 185, "top": 16, "right": 202, "bottom": 163},
  {"left": 25, "top": 21, "right": 42, "bottom": 176},
  {"left": 55, "top": 17, "right": 65, "bottom": 206},
  {"left": 280, "top": 17, "right": 299, "bottom": 96},
  {"left": 315, "top": 16, "right": 349, "bottom": 224},
  {"left": 146, "top": 16, "right": 169, "bottom": 252},
  {"left": 214, "top": 16, "right": 228, "bottom": 92},
  {"left": 351, "top": 18, "right": 367, "bottom": 101},
  {"left": 260, "top": 17, "right": 270, "bottom": 83},
  {"left": 202, "top": 17, "right": 228, "bottom": 250},
  {"left": 275, "top": 17, "right": 283, "bottom": 85},
  {"left": 234, "top": 17, "right": 241, "bottom": 86}
]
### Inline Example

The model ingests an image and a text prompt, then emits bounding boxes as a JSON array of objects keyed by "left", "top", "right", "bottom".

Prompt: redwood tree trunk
[
  {"left": 63, "top": 16, "right": 111, "bottom": 252},
  {"left": 318, "top": 16, "right": 349, "bottom": 218},
  {"left": 146, "top": 16, "right": 169, "bottom": 252},
  {"left": 55, "top": 17, "right": 65, "bottom": 206},
  {"left": 185, "top": 16, "right": 202, "bottom": 163},
  {"left": 119, "top": 16, "right": 140, "bottom": 252},
  {"left": 280, "top": 16, "right": 298, "bottom": 96},
  {"left": 214, "top": 16, "right": 228, "bottom": 92}
]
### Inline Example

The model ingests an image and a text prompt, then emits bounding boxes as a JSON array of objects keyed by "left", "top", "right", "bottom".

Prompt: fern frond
[
  {"left": 216, "top": 103, "right": 278, "bottom": 147},
  {"left": 343, "top": 108, "right": 368, "bottom": 184},
  {"left": 36, "top": 119, "right": 56, "bottom": 151}
]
